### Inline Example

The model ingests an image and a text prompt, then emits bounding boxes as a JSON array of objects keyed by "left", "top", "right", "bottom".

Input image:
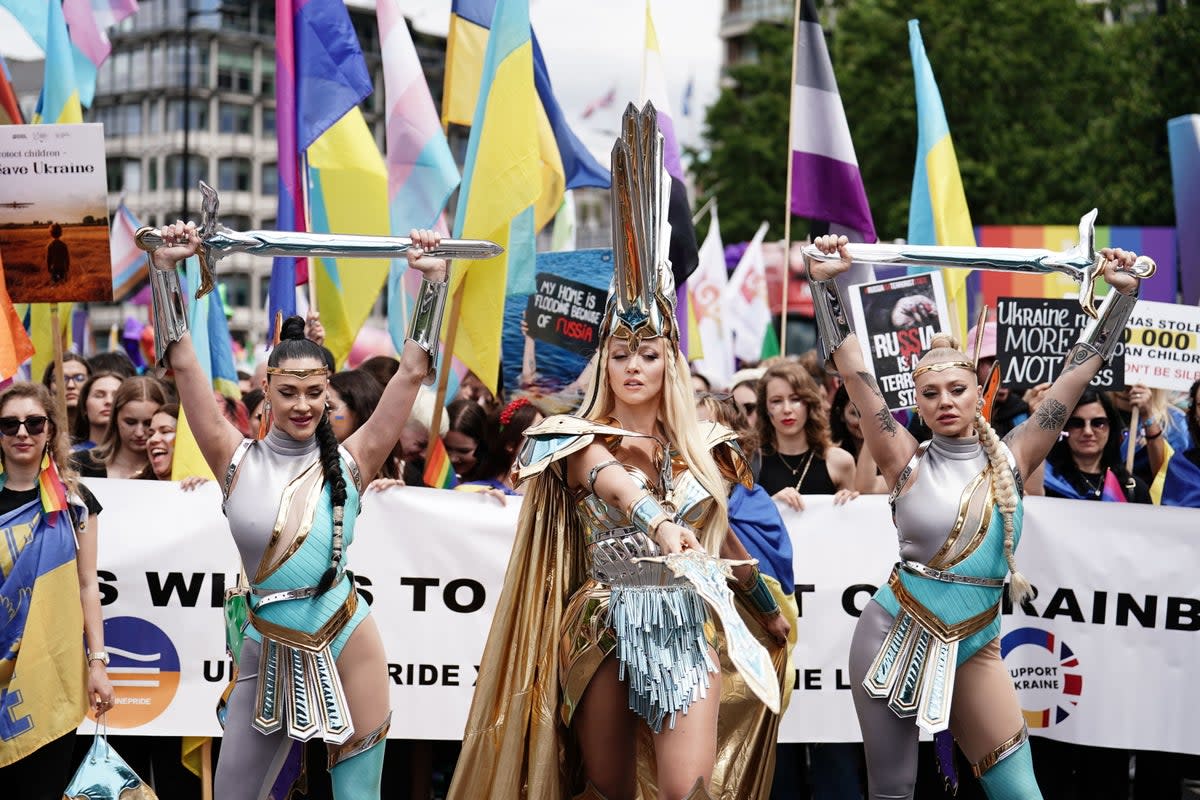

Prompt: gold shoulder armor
[
  {"left": 515, "top": 415, "right": 640, "bottom": 483},
  {"left": 699, "top": 421, "right": 754, "bottom": 489}
]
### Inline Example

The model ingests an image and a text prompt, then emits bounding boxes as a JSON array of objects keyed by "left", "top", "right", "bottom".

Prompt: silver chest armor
[
  {"left": 892, "top": 434, "right": 990, "bottom": 564},
  {"left": 222, "top": 429, "right": 319, "bottom": 576},
  {"left": 576, "top": 459, "right": 716, "bottom": 586}
]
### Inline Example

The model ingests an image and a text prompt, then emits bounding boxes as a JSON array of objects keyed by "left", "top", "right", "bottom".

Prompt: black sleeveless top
[{"left": 758, "top": 450, "right": 838, "bottom": 496}]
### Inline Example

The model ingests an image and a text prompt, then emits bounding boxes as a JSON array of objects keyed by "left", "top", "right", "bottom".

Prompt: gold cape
[{"left": 446, "top": 417, "right": 794, "bottom": 800}]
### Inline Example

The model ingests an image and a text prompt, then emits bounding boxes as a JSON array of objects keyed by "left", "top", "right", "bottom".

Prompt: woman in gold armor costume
[{"left": 448, "top": 104, "right": 790, "bottom": 800}]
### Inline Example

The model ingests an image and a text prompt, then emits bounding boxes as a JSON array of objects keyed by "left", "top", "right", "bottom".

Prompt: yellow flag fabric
[
  {"left": 307, "top": 108, "right": 391, "bottom": 369},
  {"left": 25, "top": 304, "right": 73, "bottom": 383},
  {"left": 170, "top": 406, "right": 215, "bottom": 481},
  {"left": 450, "top": 0, "right": 543, "bottom": 394}
]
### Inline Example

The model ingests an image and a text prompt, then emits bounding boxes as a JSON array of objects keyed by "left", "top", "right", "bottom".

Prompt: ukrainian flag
[
  {"left": 907, "top": 19, "right": 973, "bottom": 341},
  {"left": 31, "top": 0, "right": 83, "bottom": 124}
]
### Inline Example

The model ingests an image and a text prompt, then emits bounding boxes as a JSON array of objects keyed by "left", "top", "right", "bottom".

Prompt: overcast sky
[{"left": 0, "top": 0, "right": 725, "bottom": 163}]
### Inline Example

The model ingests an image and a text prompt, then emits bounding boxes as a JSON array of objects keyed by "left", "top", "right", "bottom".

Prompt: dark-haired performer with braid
[{"left": 148, "top": 221, "right": 449, "bottom": 799}]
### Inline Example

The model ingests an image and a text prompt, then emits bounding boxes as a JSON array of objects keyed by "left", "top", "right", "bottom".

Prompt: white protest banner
[
  {"left": 849, "top": 271, "right": 951, "bottom": 409},
  {"left": 81, "top": 480, "right": 1200, "bottom": 754},
  {"left": 1122, "top": 299, "right": 1200, "bottom": 392}
]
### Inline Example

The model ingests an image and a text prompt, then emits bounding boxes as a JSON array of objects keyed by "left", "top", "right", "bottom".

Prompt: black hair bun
[{"left": 280, "top": 316, "right": 307, "bottom": 341}]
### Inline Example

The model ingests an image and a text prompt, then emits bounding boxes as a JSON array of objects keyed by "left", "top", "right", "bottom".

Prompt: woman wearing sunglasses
[
  {"left": 1042, "top": 390, "right": 1150, "bottom": 503},
  {"left": 0, "top": 383, "right": 110, "bottom": 798}
]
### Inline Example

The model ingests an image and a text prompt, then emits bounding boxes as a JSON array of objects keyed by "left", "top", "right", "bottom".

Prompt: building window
[
  {"left": 261, "top": 107, "right": 275, "bottom": 136},
  {"left": 148, "top": 157, "right": 159, "bottom": 191},
  {"left": 149, "top": 43, "right": 165, "bottom": 89},
  {"left": 218, "top": 157, "right": 252, "bottom": 192},
  {"left": 130, "top": 47, "right": 149, "bottom": 90},
  {"left": 225, "top": 214, "right": 252, "bottom": 232},
  {"left": 260, "top": 162, "right": 277, "bottom": 196},
  {"left": 218, "top": 102, "right": 253, "bottom": 134},
  {"left": 260, "top": 56, "right": 275, "bottom": 96},
  {"left": 147, "top": 100, "right": 161, "bottom": 133},
  {"left": 121, "top": 104, "right": 142, "bottom": 135},
  {"left": 167, "top": 99, "right": 209, "bottom": 132},
  {"left": 106, "top": 158, "right": 142, "bottom": 193},
  {"left": 217, "top": 48, "right": 254, "bottom": 93},
  {"left": 165, "top": 154, "right": 209, "bottom": 189},
  {"left": 224, "top": 272, "right": 251, "bottom": 308},
  {"left": 168, "top": 42, "right": 209, "bottom": 87}
]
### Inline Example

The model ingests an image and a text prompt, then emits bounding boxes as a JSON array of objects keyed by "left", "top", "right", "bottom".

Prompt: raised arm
[
  {"left": 808, "top": 235, "right": 919, "bottom": 485},
  {"left": 1003, "top": 248, "right": 1141, "bottom": 479},
  {"left": 344, "top": 229, "right": 448, "bottom": 481},
  {"left": 151, "top": 221, "right": 244, "bottom": 477}
]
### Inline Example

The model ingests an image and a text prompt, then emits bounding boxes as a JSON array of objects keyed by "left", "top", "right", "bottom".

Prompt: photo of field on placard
[{"left": 0, "top": 217, "right": 113, "bottom": 303}]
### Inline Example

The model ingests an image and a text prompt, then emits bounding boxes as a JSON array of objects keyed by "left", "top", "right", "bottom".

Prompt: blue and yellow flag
[
  {"left": 31, "top": 0, "right": 83, "bottom": 124},
  {"left": 0, "top": 494, "right": 87, "bottom": 766},
  {"left": 907, "top": 19, "right": 972, "bottom": 341},
  {"left": 450, "top": 0, "right": 542, "bottom": 394}
]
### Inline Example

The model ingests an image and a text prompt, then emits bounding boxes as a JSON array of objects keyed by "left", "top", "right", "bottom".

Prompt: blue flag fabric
[{"left": 727, "top": 484, "right": 795, "bottom": 594}]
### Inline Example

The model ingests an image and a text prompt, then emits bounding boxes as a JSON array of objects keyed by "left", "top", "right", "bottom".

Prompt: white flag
[
  {"left": 723, "top": 221, "right": 773, "bottom": 363},
  {"left": 689, "top": 206, "right": 734, "bottom": 388}
]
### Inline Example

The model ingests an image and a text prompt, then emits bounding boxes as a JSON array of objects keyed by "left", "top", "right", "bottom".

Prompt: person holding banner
[
  {"left": 449, "top": 104, "right": 786, "bottom": 800},
  {"left": 1043, "top": 390, "right": 1150, "bottom": 503},
  {"left": 147, "top": 221, "right": 451, "bottom": 800},
  {"left": 808, "top": 234, "right": 1143, "bottom": 800},
  {"left": 0, "top": 382, "right": 111, "bottom": 799}
]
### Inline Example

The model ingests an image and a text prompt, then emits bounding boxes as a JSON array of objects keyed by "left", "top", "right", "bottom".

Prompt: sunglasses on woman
[
  {"left": 0, "top": 415, "right": 49, "bottom": 436},
  {"left": 1065, "top": 416, "right": 1109, "bottom": 431}
]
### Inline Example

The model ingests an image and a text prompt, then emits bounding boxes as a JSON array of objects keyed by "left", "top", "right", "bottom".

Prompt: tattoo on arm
[
  {"left": 1062, "top": 344, "right": 1097, "bottom": 374},
  {"left": 1034, "top": 398, "right": 1068, "bottom": 432},
  {"left": 856, "top": 371, "right": 898, "bottom": 437}
]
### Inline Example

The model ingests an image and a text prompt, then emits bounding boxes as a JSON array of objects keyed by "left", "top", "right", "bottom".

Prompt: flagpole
[
  {"left": 300, "top": 150, "right": 318, "bottom": 316},
  {"left": 50, "top": 303, "right": 67, "bottom": 413},
  {"left": 779, "top": 0, "right": 803, "bottom": 358}
]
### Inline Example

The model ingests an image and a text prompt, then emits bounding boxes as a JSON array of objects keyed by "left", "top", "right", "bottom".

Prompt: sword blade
[{"left": 135, "top": 226, "right": 504, "bottom": 261}]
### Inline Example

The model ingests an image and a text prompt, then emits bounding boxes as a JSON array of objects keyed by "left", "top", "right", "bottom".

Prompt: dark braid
[
  {"left": 314, "top": 410, "right": 348, "bottom": 594},
  {"left": 270, "top": 315, "right": 346, "bottom": 594}
]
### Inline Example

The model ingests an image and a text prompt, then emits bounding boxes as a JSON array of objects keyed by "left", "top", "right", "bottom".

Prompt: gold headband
[
  {"left": 266, "top": 367, "right": 330, "bottom": 379},
  {"left": 911, "top": 360, "right": 974, "bottom": 380}
]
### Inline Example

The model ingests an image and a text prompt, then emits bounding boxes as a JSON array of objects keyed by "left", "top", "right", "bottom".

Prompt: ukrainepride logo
[
  {"left": 90, "top": 616, "right": 181, "bottom": 728},
  {"left": 1001, "top": 626, "right": 1083, "bottom": 729}
]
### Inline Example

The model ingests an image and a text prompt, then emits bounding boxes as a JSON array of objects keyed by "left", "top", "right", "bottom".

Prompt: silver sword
[
  {"left": 136, "top": 181, "right": 503, "bottom": 299},
  {"left": 801, "top": 209, "right": 1155, "bottom": 318}
]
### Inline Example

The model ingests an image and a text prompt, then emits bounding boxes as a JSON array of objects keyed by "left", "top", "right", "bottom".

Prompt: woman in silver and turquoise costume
[
  {"left": 807, "top": 234, "right": 1143, "bottom": 800},
  {"left": 448, "top": 103, "right": 788, "bottom": 800},
  {"left": 146, "top": 222, "right": 451, "bottom": 799}
]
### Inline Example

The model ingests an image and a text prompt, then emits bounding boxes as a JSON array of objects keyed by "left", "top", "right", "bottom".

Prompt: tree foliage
[{"left": 692, "top": 1, "right": 1200, "bottom": 244}]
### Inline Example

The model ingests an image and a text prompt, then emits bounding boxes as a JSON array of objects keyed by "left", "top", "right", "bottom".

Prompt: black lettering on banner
[
  {"left": 353, "top": 573, "right": 374, "bottom": 606},
  {"left": 203, "top": 660, "right": 234, "bottom": 682},
  {"left": 1116, "top": 593, "right": 1157, "bottom": 628},
  {"left": 443, "top": 578, "right": 485, "bottom": 613},
  {"left": 98, "top": 570, "right": 118, "bottom": 605},
  {"left": 835, "top": 669, "right": 852, "bottom": 690},
  {"left": 401, "top": 577, "right": 440, "bottom": 611},
  {"left": 791, "top": 668, "right": 853, "bottom": 691},
  {"left": 804, "top": 670, "right": 821, "bottom": 690},
  {"left": 1166, "top": 598, "right": 1200, "bottom": 632},
  {"left": 210, "top": 572, "right": 226, "bottom": 609},
  {"left": 1092, "top": 590, "right": 1108, "bottom": 624},
  {"left": 473, "top": 665, "right": 480, "bottom": 687},
  {"left": 842, "top": 584, "right": 878, "bottom": 617},
  {"left": 854, "top": 272, "right": 944, "bottom": 410},
  {"left": 1001, "top": 584, "right": 1041, "bottom": 616},
  {"left": 147, "top": 571, "right": 206, "bottom": 607},
  {"left": 794, "top": 584, "right": 815, "bottom": 616},
  {"left": 386, "top": 663, "right": 464, "bottom": 686},
  {"left": 1041, "top": 587, "right": 1085, "bottom": 623}
]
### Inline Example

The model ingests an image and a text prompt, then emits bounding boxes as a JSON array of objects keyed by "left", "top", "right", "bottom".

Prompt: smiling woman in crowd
[{"left": 73, "top": 375, "right": 169, "bottom": 479}]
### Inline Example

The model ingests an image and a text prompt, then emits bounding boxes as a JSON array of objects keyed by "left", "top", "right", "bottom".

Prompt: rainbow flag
[
  {"left": 973, "top": 225, "right": 1177, "bottom": 310},
  {"left": 37, "top": 452, "right": 69, "bottom": 515},
  {"left": 1043, "top": 463, "right": 1127, "bottom": 503},
  {"left": 0, "top": 54, "right": 23, "bottom": 125},
  {"left": 423, "top": 435, "right": 458, "bottom": 489},
  {"left": 0, "top": 0, "right": 99, "bottom": 108},
  {"left": 907, "top": 19, "right": 973, "bottom": 342},
  {"left": 0, "top": 253, "right": 33, "bottom": 381}
]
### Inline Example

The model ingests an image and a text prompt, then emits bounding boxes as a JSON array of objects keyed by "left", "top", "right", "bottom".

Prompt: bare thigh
[
  {"left": 652, "top": 644, "right": 721, "bottom": 800},
  {"left": 330, "top": 612, "right": 391, "bottom": 758},
  {"left": 572, "top": 655, "right": 638, "bottom": 800},
  {"left": 949, "top": 638, "right": 1026, "bottom": 764}
]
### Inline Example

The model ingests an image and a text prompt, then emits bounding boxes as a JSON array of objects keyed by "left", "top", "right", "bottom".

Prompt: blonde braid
[{"left": 976, "top": 411, "right": 1031, "bottom": 604}]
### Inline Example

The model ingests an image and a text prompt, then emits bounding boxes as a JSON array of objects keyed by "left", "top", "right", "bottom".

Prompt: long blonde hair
[
  {"left": 584, "top": 340, "right": 730, "bottom": 553},
  {"left": 916, "top": 334, "right": 1030, "bottom": 604}
]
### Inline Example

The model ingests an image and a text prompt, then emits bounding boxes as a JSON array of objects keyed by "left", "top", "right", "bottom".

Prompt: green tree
[{"left": 690, "top": 23, "right": 794, "bottom": 244}]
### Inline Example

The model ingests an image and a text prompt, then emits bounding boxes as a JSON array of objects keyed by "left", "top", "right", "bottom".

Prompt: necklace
[
  {"left": 1078, "top": 469, "right": 1105, "bottom": 499},
  {"left": 777, "top": 450, "right": 816, "bottom": 492}
]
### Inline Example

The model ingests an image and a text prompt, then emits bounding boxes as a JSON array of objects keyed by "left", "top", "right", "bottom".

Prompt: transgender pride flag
[
  {"left": 789, "top": 0, "right": 875, "bottom": 244},
  {"left": 376, "top": 0, "right": 460, "bottom": 352},
  {"left": 109, "top": 202, "right": 147, "bottom": 302}
]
